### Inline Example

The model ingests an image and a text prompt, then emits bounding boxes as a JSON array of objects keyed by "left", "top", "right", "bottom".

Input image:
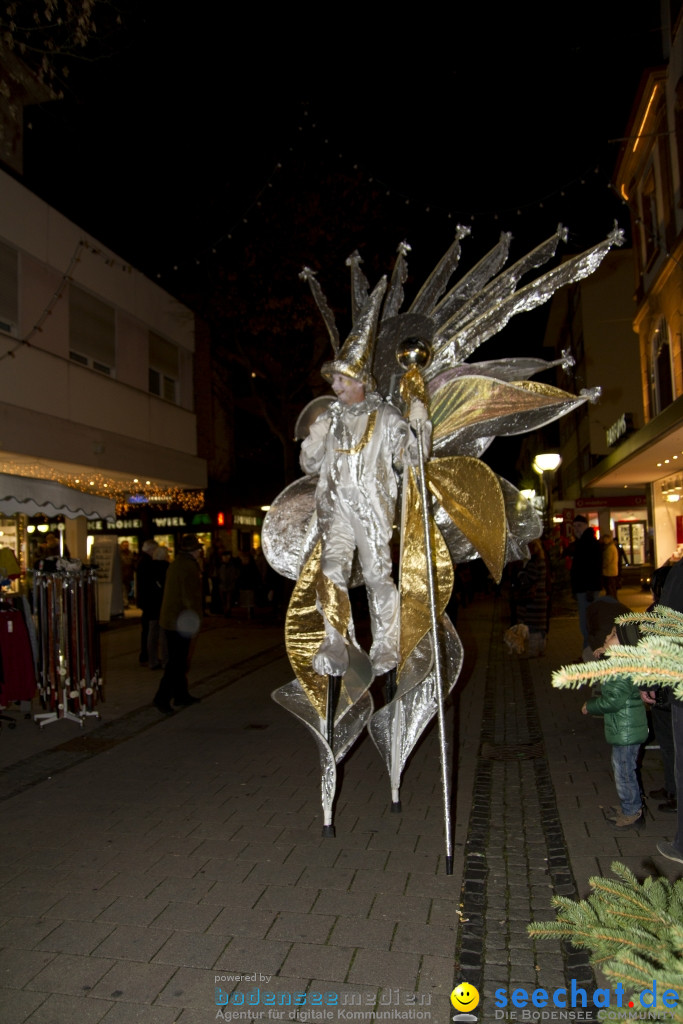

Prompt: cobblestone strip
[{"left": 456, "top": 599, "right": 594, "bottom": 1012}]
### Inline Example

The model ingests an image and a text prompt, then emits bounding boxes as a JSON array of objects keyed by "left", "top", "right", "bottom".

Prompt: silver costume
[{"left": 301, "top": 392, "right": 427, "bottom": 676}]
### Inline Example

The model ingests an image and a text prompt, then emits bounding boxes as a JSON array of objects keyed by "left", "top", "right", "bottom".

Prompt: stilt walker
[{"left": 263, "top": 223, "right": 624, "bottom": 845}]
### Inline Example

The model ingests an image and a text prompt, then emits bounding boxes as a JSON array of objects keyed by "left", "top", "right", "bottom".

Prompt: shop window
[
  {"left": 148, "top": 331, "right": 179, "bottom": 403},
  {"left": 649, "top": 318, "right": 674, "bottom": 416},
  {"left": 640, "top": 166, "right": 660, "bottom": 269},
  {"left": 0, "top": 239, "right": 18, "bottom": 335},
  {"left": 616, "top": 521, "right": 647, "bottom": 566},
  {"left": 69, "top": 285, "right": 115, "bottom": 375}
]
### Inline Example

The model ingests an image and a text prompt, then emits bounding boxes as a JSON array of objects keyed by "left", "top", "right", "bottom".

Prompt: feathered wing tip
[
  {"left": 408, "top": 225, "right": 471, "bottom": 318},
  {"left": 382, "top": 240, "right": 411, "bottom": 321},
  {"left": 430, "top": 230, "right": 513, "bottom": 330},
  {"left": 429, "top": 224, "right": 569, "bottom": 368},
  {"left": 345, "top": 250, "right": 370, "bottom": 324},
  {"left": 299, "top": 266, "right": 340, "bottom": 356},
  {"left": 429, "top": 222, "right": 624, "bottom": 374}
]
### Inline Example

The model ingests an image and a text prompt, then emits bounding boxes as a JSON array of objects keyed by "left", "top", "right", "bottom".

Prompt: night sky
[
  {"left": 12, "top": 2, "right": 666, "bottom": 494},
  {"left": 20, "top": 4, "right": 663, "bottom": 292}
]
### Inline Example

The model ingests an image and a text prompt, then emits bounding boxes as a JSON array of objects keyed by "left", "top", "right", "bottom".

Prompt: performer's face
[{"left": 332, "top": 373, "right": 365, "bottom": 405}]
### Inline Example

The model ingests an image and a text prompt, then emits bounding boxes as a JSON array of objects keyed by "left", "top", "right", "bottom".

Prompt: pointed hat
[{"left": 320, "top": 277, "right": 387, "bottom": 390}]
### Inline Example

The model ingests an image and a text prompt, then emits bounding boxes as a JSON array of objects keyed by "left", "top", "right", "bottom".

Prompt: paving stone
[
  {"left": 0, "top": 948, "right": 59, "bottom": 988},
  {"left": 278, "top": 844, "right": 341, "bottom": 870},
  {"left": 97, "top": 1002, "right": 180, "bottom": 1023},
  {"left": 237, "top": 843, "right": 294, "bottom": 864},
  {"left": 0, "top": 890, "right": 62, "bottom": 918},
  {"left": 97, "top": 874, "right": 160, "bottom": 899},
  {"left": 24, "top": 952, "right": 112, "bottom": 995},
  {"left": 281, "top": 942, "right": 354, "bottom": 982},
  {"left": 23, "top": 991, "right": 113, "bottom": 1023},
  {"left": 151, "top": 931, "right": 229, "bottom": 969},
  {"left": 147, "top": 877, "right": 216, "bottom": 903},
  {"left": 311, "top": 890, "right": 376, "bottom": 918},
  {"left": 43, "top": 892, "right": 118, "bottom": 923},
  {"left": 347, "top": 949, "right": 420, "bottom": 989},
  {"left": 367, "top": 892, "right": 432, "bottom": 924},
  {"left": 328, "top": 916, "right": 395, "bottom": 951},
  {"left": 306, "top": 979, "right": 379, "bottom": 1011},
  {"left": 97, "top": 897, "right": 171, "bottom": 928},
  {"left": 142, "top": 854, "right": 210, "bottom": 880},
  {"left": 254, "top": 885, "right": 319, "bottom": 914},
  {"left": 93, "top": 925, "right": 172, "bottom": 962},
  {"left": 213, "top": 937, "right": 291, "bottom": 975},
  {"left": 201, "top": 880, "right": 267, "bottom": 908},
  {"left": 0, "top": 988, "right": 48, "bottom": 1024},
  {"left": 392, "top": 921, "right": 456, "bottom": 957},
  {"left": 266, "top": 911, "right": 335, "bottom": 944},
  {"left": 350, "top": 869, "right": 408, "bottom": 895},
  {"left": 247, "top": 861, "right": 306, "bottom": 885},
  {"left": 89, "top": 960, "right": 178, "bottom": 1004},
  {"left": 207, "top": 906, "right": 279, "bottom": 939},
  {"left": 0, "top": 917, "right": 61, "bottom": 949},
  {"left": 150, "top": 902, "right": 222, "bottom": 933},
  {"left": 35, "top": 921, "right": 117, "bottom": 957}
]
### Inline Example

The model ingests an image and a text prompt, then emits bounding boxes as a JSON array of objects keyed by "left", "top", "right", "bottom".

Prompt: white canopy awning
[{"left": 0, "top": 473, "right": 116, "bottom": 521}]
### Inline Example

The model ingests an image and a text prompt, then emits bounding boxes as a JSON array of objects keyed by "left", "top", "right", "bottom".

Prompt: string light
[
  {"left": 149, "top": 115, "right": 623, "bottom": 285},
  {"left": 0, "top": 460, "right": 204, "bottom": 515}
]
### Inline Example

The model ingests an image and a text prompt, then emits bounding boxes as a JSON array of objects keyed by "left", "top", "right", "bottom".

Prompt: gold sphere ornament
[{"left": 396, "top": 336, "right": 432, "bottom": 371}]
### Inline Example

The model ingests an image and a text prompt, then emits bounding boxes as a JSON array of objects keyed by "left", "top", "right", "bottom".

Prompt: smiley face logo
[{"left": 451, "top": 983, "right": 480, "bottom": 1013}]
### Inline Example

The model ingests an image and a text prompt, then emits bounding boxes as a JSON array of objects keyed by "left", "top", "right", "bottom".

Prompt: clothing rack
[
  {"left": 33, "top": 567, "right": 103, "bottom": 728},
  {"left": 0, "top": 588, "right": 37, "bottom": 728}
]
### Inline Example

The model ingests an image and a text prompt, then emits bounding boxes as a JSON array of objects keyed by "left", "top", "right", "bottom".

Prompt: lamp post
[{"left": 532, "top": 453, "right": 562, "bottom": 532}]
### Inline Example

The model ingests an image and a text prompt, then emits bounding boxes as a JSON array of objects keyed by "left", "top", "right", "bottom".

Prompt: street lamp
[{"left": 532, "top": 453, "right": 562, "bottom": 531}]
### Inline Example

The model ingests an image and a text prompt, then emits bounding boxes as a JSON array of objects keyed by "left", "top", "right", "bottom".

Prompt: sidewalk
[{"left": 0, "top": 587, "right": 678, "bottom": 1024}]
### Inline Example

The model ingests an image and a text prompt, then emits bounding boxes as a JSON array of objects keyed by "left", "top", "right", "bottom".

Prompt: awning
[{"left": 0, "top": 473, "right": 116, "bottom": 521}]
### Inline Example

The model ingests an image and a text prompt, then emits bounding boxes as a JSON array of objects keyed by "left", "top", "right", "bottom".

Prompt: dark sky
[
  {"left": 20, "top": 2, "right": 664, "bottom": 296},
  {"left": 10, "top": 3, "right": 666, "bottom": 494}
]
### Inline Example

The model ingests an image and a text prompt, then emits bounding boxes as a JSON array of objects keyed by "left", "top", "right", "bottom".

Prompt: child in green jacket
[{"left": 581, "top": 623, "right": 647, "bottom": 830}]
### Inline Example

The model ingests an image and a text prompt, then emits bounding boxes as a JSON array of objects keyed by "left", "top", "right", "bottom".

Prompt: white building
[{"left": 0, "top": 168, "right": 207, "bottom": 563}]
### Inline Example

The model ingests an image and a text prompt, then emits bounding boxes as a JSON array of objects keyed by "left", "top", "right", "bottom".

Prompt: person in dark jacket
[
  {"left": 152, "top": 535, "right": 203, "bottom": 714},
  {"left": 582, "top": 622, "right": 647, "bottom": 831},
  {"left": 135, "top": 539, "right": 158, "bottom": 665},
  {"left": 567, "top": 515, "right": 602, "bottom": 650},
  {"left": 147, "top": 544, "right": 170, "bottom": 670}
]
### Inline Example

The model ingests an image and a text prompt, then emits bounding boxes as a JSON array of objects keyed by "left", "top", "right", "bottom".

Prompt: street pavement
[{"left": 0, "top": 585, "right": 679, "bottom": 1024}]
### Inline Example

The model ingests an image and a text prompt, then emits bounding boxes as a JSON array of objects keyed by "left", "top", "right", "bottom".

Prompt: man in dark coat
[
  {"left": 566, "top": 514, "right": 602, "bottom": 650},
  {"left": 136, "top": 539, "right": 158, "bottom": 665},
  {"left": 152, "top": 534, "right": 204, "bottom": 714}
]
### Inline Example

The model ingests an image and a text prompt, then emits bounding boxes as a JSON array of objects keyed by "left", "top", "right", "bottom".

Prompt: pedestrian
[
  {"left": 135, "top": 539, "right": 158, "bottom": 665},
  {"left": 581, "top": 621, "right": 647, "bottom": 830},
  {"left": 566, "top": 515, "right": 602, "bottom": 651},
  {"left": 601, "top": 533, "right": 619, "bottom": 598},
  {"left": 152, "top": 534, "right": 203, "bottom": 714},
  {"left": 147, "top": 544, "right": 170, "bottom": 670}
]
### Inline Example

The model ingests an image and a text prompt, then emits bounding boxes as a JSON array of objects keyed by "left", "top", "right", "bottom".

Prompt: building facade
[
  {"left": 584, "top": 11, "right": 683, "bottom": 567},
  {"left": 0, "top": 168, "right": 207, "bottom": 565}
]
